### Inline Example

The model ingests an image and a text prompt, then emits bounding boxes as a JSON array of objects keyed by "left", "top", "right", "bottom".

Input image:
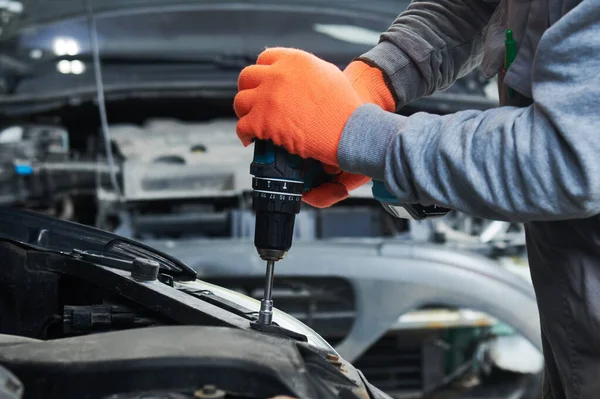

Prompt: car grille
[{"left": 353, "top": 331, "right": 446, "bottom": 398}]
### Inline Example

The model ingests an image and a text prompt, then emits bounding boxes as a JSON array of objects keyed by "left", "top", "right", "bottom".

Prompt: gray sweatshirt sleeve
[
  {"left": 338, "top": 0, "right": 600, "bottom": 223},
  {"left": 360, "top": 0, "right": 498, "bottom": 109}
]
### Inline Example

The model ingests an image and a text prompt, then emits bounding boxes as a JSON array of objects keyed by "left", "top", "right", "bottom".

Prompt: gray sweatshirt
[{"left": 337, "top": 0, "right": 600, "bottom": 222}]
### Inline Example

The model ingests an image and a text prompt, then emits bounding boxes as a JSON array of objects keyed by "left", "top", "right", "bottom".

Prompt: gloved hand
[
  {"left": 234, "top": 47, "right": 364, "bottom": 168},
  {"left": 302, "top": 61, "right": 397, "bottom": 208},
  {"left": 234, "top": 48, "right": 391, "bottom": 208}
]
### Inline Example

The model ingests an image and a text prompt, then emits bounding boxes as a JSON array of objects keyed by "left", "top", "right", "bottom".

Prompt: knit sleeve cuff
[{"left": 337, "top": 104, "right": 406, "bottom": 181}]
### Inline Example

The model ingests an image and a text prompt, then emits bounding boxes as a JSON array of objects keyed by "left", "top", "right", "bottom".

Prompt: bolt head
[{"left": 130, "top": 258, "right": 160, "bottom": 281}]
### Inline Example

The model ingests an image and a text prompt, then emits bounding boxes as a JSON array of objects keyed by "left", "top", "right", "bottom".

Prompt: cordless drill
[
  {"left": 250, "top": 140, "right": 449, "bottom": 326},
  {"left": 250, "top": 140, "right": 322, "bottom": 325}
]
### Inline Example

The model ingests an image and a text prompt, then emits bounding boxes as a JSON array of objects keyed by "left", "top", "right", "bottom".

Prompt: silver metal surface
[
  {"left": 381, "top": 204, "right": 414, "bottom": 219},
  {"left": 263, "top": 260, "right": 275, "bottom": 300},
  {"left": 0, "top": 364, "right": 23, "bottom": 399},
  {"left": 258, "top": 260, "right": 275, "bottom": 325},
  {"left": 258, "top": 299, "right": 273, "bottom": 325}
]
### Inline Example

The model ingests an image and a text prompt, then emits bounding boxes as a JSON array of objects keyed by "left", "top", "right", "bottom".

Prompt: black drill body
[{"left": 250, "top": 140, "right": 308, "bottom": 262}]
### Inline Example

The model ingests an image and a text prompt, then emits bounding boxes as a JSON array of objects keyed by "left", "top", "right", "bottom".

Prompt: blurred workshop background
[{"left": 0, "top": 1, "right": 543, "bottom": 398}]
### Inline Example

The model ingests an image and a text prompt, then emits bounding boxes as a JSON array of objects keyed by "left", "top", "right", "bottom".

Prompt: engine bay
[
  {"left": 1, "top": 326, "right": 373, "bottom": 399},
  {"left": 0, "top": 97, "right": 410, "bottom": 243},
  {"left": 0, "top": 207, "right": 388, "bottom": 399}
]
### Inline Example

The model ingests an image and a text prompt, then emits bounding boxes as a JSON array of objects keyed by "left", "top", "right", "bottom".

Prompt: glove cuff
[{"left": 343, "top": 60, "right": 396, "bottom": 113}]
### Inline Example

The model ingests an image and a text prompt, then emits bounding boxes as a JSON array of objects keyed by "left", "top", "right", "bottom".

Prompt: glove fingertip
[
  {"left": 238, "top": 135, "right": 254, "bottom": 147},
  {"left": 322, "top": 164, "right": 342, "bottom": 175},
  {"left": 257, "top": 47, "right": 308, "bottom": 65},
  {"left": 236, "top": 122, "right": 256, "bottom": 147},
  {"left": 303, "top": 182, "right": 348, "bottom": 208}
]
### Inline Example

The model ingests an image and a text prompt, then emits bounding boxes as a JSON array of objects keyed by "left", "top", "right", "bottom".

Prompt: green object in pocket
[{"left": 504, "top": 29, "right": 517, "bottom": 98}]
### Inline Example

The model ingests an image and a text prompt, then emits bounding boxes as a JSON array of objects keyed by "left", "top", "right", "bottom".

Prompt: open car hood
[
  {"left": 0, "top": 206, "right": 335, "bottom": 354},
  {"left": 0, "top": 206, "right": 197, "bottom": 280}
]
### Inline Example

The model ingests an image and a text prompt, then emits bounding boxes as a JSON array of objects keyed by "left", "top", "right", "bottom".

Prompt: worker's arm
[
  {"left": 307, "top": 0, "right": 498, "bottom": 207},
  {"left": 346, "top": 0, "right": 498, "bottom": 111},
  {"left": 339, "top": 0, "right": 600, "bottom": 222}
]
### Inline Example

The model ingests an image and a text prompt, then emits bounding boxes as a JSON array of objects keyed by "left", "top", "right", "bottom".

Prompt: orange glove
[
  {"left": 343, "top": 60, "right": 396, "bottom": 113},
  {"left": 301, "top": 61, "right": 397, "bottom": 208},
  {"left": 234, "top": 48, "right": 364, "bottom": 167},
  {"left": 303, "top": 164, "right": 372, "bottom": 208}
]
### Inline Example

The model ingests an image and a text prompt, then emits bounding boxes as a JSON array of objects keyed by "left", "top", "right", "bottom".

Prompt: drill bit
[{"left": 258, "top": 260, "right": 275, "bottom": 325}]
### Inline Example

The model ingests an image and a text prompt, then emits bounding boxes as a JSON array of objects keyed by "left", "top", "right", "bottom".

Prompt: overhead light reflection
[
  {"left": 57, "top": 60, "right": 71, "bottom": 74},
  {"left": 56, "top": 60, "right": 86, "bottom": 75},
  {"left": 53, "top": 37, "right": 80, "bottom": 56},
  {"left": 70, "top": 60, "right": 85, "bottom": 74},
  {"left": 313, "top": 24, "right": 381, "bottom": 46}
]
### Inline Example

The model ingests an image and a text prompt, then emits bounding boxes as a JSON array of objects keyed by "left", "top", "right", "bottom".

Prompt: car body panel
[
  {"left": 178, "top": 279, "right": 338, "bottom": 353},
  {"left": 147, "top": 238, "right": 542, "bottom": 362}
]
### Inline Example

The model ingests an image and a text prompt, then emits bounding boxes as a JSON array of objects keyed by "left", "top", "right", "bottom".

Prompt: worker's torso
[
  {"left": 481, "top": 0, "right": 581, "bottom": 98},
  {"left": 482, "top": 0, "right": 600, "bottom": 277}
]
